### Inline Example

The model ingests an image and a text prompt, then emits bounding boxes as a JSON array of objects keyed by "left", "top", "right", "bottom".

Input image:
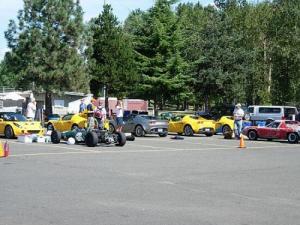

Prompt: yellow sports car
[
  {"left": 47, "top": 111, "right": 109, "bottom": 132},
  {"left": 168, "top": 115, "right": 215, "bottom": 136},
  {"left": 0, "top": 112, "right": 44, "bottom": 138},
  {"left": 214, "top": 116, "right": 234, "bottom": 134},
  {"left": 47, "top": 113, "right": 86, "bottom": 132}
]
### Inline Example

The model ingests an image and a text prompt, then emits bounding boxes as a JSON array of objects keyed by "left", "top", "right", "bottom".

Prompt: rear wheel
[
  {"left": 248, "top": 130, "right": 257, "bottom": 140},
  {"left": 115, "top": 132, "right": 126, "bottom": 146},
  {"left": 85, "top": 132, "right": 98, "bottom": 147},
  {"left": 4, "top": 126, "right": 14, "bottom": 139},
  {"left": 184, "top": 125, "right": 194, "bottom": 136},
  {"left": 222, "top": 125, "right": 232, "bottom": 135},
  {"left": 134, "top": 125, "right": 145, "bottom": 137},
  {"left": 287, "top": 133, "right": 299, "bottom": 144},
  {"left": 51, "top": 130, "right": 61, "bottom": 144}
]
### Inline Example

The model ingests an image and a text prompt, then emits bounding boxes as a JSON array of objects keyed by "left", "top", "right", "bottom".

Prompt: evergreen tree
[
  {"left": 5, "top": 0, "right": 87, "bottom": 114},
  {"left": 87, "top": 4, "right": 137, "bottom": 110}
]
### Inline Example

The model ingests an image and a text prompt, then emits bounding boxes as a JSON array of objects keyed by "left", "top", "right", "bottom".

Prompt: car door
[
  {"left": 258, "top": 122, "right": 280, "bottom": 138},
  {"left": 0, "top": 114, "right": 5, "bottom": 135},
  {"left": 123, "top": 115, "right": 135, "bottom": 133},
  {"left": 169, "top": 116, "right": 184, "bottom": 133}
]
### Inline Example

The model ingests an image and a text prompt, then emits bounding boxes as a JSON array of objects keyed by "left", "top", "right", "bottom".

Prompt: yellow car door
[
  {"left": 168, "top": 115, "right": 185, "bottom": 133},
  {"left": 0, "top": 118, "right": 5, "bottom": 135}
]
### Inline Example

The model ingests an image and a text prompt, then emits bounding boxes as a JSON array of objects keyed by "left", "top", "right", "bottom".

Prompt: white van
[{"left": 247, "top": 105, "right": 298, "bottom": 123}]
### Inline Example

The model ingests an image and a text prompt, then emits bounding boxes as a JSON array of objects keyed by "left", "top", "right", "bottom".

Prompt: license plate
[
  {"left": 205, "top": 128, "right": 210, "bottom": 132},
  {"left": 158, "top": 129, "right": 163, "bottom": 132}
]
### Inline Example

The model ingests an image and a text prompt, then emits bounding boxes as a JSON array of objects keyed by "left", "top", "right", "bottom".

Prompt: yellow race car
[
  {"left": 0, "top": 112, "right": 44, "bottom": 138},
  {"left": 168, "top": 115, "right": 215, "bottom": 136},
  {"left": 214, "top": 116, "right": 234, "bottom": 134},
  {"left": 47, "top": 111, "right": 109, "bottom": 132}
]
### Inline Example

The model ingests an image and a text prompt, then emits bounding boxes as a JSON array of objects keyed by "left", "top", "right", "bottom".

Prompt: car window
[
  {"left": 284, "top": 108, "right": 296, "bottom": 115},
  {"left": 141, "top": 115, "right": 157, "bottom": 120},
  {"left": 266, "top": 121, "right": 280, "bottom": 128},
  {"left": 259, "top": 107, "right": 281, "bottom": 114},
  {"left": 62, "top": 114, "right": 74, "bottom": 121},
  {"left": 1, "top": 113, "right": 27, "bottom": 121}
]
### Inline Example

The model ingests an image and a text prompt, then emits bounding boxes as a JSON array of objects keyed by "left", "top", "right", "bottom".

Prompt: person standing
[
  {"left": 79, "top": 99, "right": 86, "bottom": 113},
  {"left": 26, "top": 98, "right": 37, "bottom": 120},
  {"left": 233, "top": 103, "right": 244, "bottom": 139},
  {"left": 115, "top": 100, "right": 124, "bottom": 132}
]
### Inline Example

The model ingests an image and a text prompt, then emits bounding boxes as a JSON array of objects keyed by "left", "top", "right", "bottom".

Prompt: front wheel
[
  {"left": 115, "top": 132, "right": 126, "bottom": 146},
  {"left": 222, "top": 125, "right": 232, "bottom": 135},
  {"left": 51, "top": 130, "right": 61, "bottom": 144},
  {"left": 184, "top": 125, "right": 194, "bottom": 136},
  {"left": 287, "top": 133, "right": 299, "bottom": 144},
  {"left": 4, "top": 126, "right": 14, "bottom": 139}
]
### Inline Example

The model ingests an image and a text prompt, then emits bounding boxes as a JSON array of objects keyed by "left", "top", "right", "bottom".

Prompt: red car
[{"left": 242, "top": 120, "right": 300, "bottom": 144}]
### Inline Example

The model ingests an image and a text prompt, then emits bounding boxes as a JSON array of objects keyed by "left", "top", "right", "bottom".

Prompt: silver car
[{"left": 110, "top": 114, "right": 169, "bottom": 137}]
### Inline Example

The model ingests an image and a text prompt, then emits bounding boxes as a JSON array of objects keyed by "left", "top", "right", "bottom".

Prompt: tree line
[{"left": 0, "top": 0, "right": 299, "bottom": 114}]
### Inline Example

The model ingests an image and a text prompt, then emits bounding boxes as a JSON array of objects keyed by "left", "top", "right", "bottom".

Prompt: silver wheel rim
[
  {"left": 185, "top": 126, "right": 192, "bottom": 136},
  {"left": 289, "top": 134, "right": 296, "bottom": 142}
]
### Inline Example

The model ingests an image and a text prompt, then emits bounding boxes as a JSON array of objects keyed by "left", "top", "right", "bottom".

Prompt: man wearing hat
[
  {"left": 233, "top": 103, "right": 244, "bottom": 139},
  {"left": 94, "top": 104, "right": 107, "bottom": 129}
]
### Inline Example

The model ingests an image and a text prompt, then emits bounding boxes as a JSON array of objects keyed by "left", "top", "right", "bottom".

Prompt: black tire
[
  {"left": 71, "top": 124, "right": 79, "bottom": 130},
  {"left": 248, "top": 130, "right": 258, "bottom": 140},
  {"left": 109, "top": 123, "right": 115, "bottom": 133},
  {"left": 4, "top": 126, "right": 14, "bottom": 139},
  {"left": 287, "top": 133, "right": 299, "bottom": 144},
  {"left": 184, "top": 125, "right": 194, "bottom": 136},
  {"left": 134, "top": 125, "right": 145, "bottom": 137},
  {"left": 115, "top": 132, "right": 126, "bottom": 146},
  {"left": 205, "top": 132, "right": 213, "bottom": 137},
  {"left": 47, "top": 123, "right": 54, "bottom": 131},
  {"left": 159, "top": 132, "right": 168, "bottom": 137},
  {"left": 85, "top": 132, "right": 98, "bottom": 147},
  {"left": 222, "top": 125, "right": 232, "bottom": 135},
  {"left": 51, "top": 130, "right": 61, "bottom": 144}
]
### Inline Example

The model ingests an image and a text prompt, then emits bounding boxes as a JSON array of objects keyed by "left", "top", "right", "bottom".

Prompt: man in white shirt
[
  {"left": 26, "top": 98, "right": 37, "bottom": 120},
  {"left": 233, "top": 103, "right": 244, "bottom": 139}
]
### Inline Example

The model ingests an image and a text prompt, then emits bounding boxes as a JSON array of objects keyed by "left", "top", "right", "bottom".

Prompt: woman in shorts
[{"left": 115, "top": 100, "right": 124, "bottom": 132}]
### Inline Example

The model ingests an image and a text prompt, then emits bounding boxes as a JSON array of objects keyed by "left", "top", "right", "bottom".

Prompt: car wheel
[
  {"left": 109, "top": 123, "right": 115, "bottom": 133},
  {"left": 51, "top": 130, "right": 61, "bottom": 144},
  {"left": 222, "top": 125, "right": 232, "bottom": 135},
  {"left": 159, "top": 132, "right": 168, "bottom": 137},
  {"left": 134, "top": 125, "right": 145, "bottom": 137},
  {"left": 287, "top": 133, "right": 299, "bottom": 144},
  {"left": 248, "top": 130, "right": 257, "bottom": 140},
  {"left": 115, "top": 132, "right": 126, "bottom": 146},
  {"left": 47, "top": 123, "right": 54, "bottom": 131},
  {"left": 4, "top": 126, "right": 14, "bottom": 139},
  {"left": 71, "top": 124, "right": 79, "bottom": 130},
  {"left": 184, "top": 125, "right": 194, "bottom": 136},
  {"left": 85, "top": 132, "right": 98, "bottom": 147}
]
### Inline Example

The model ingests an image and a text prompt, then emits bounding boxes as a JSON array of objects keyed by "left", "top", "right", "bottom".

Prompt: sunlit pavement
[{"left": 1, "top": 135, "right": 299, "bottom": 225}]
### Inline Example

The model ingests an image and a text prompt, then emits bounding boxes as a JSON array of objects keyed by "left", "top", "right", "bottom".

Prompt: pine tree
[{"left": 5, "top": 0, "right": 87, "bottom": 114}]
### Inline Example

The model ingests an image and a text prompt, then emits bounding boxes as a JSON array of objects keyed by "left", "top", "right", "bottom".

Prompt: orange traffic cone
[
  {"left": 238, "top": 134, "right": 246, "bottom": 148},
  {"left": 4, "top": 141, "right": 9, "bottom": 157},
  {"left": 0, "top": 141, "right": 5, "bottom": 158}
]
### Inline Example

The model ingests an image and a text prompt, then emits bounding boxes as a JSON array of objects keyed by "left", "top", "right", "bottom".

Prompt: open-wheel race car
[{"left": 51, "top": 128, "right": 127, "bottom": 147}]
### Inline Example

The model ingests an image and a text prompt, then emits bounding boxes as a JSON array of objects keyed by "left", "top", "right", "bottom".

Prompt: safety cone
[
  {"left": 0, "top": 141, "right": 5, "bottom": 158},
  {"left": 238, "top": 134, "right": 246, "bottom": 148},
  {"left": 4, "top": 141, "right": 9, "bottom": 157}
]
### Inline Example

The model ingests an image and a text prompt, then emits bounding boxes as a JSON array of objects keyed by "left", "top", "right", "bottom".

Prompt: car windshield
[{"left": 1, "top": 113, "right": 27, "bottom": 121}]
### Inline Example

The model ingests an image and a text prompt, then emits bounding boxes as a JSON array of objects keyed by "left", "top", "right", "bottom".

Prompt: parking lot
[{"left": 1, "top": 135, "right": 300, "bottom": 225}]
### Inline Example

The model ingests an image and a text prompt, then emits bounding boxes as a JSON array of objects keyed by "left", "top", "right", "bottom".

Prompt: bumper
[
  {"left": 146, "top": 127, "right": 168, "bottom": 134},
  {"left": 198, "top": 127, "right": 214, "bottom": 134}
]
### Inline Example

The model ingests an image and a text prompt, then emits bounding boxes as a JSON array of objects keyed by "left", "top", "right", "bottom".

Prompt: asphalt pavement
[{"left": 0, "top": 134, "right": 300, "bottom": 225}]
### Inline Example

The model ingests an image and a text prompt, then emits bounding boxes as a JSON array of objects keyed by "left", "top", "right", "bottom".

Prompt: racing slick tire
[
  {"left": 85, "top": 131, "right": 99, "bottom": 147},
  {"left": 51, "top": 130, "right": 62, "bottom": 144}
]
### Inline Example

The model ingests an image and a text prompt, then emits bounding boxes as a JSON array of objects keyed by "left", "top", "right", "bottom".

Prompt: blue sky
[{"left": 0, "top": 0, "right": 213, "bottom": 60}]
